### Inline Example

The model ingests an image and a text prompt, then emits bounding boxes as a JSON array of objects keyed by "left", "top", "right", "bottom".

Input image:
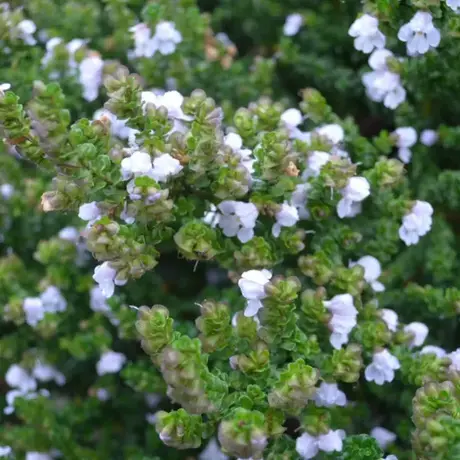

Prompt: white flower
[
  {"left": 296, "top": 430, "right": 345, "bottom": 459},
  {"left": 398, "top": 12, "right": 441, "bottom": 56},
  {"left": 41, "top": 37, "right": 63, "bottom": 67},
  {"left": 0, "top": 446, "right": 12, "bottom": 457},
  {"left": 404, "top": 322, "right": 429, "bottom": 347},
  {"left": 281, "top": 108, "right": 303, "bottom": 129},
  {"left": 380, "top": 308, "right": 398, "bottom": 332},
  {"left": 393, "top": 127, "right": 417, "bottom": 164},
  {"left": 290, "top": 183, "right": 310, "bottom": 219},
  {"left": 316, "top": 124, "right": 344, "bottom": 145},
  {"left": 79, "top": 53, "right": 104, "bottom": 102},
  {"left": 199, "top": 438, "right": 229, "bottom": 460},
  {"left": 151, "top": 21, "right": 182, "bottom": 55},
  {"left": 304, "top": 151, "right": 330, "bottom": 178},
  {"left": 238, "top": 269, "right": 272, "bottom": 317},
  {"left": 348, "top": 14, "right": 386, "bottom": 54},
  {"left": 0, "top": 83, "right": 11, "bottom": 93},
  {"left": 26, "top": 453, "right": 52, "bottom": 460},
  {"left": 93, "top": 262, "right": 127, "bottom": 299},
  {"left": 96, "top": 388, "right": 111, "bottom": 401},
  {"left": 58, "top": 226, "right": 80, "bottom": 242},
  {"left": 121, "top": 151, "right": 153, "bottom": 180},
  {"left": 217, "top": 201, "right": 258, "bottom": 243},
  {"left": 420, "top": 129, "right": 438, "bottom": 146},
  {"left": 337, "top": 177, "right": 370, "bottom": 219},
  {"left": 96, "top": 350, "right": 127, "bottom": 376},
  {"left": 447, "top": 0, "right": 460, "bottom": 12},
  {"left": 1, "top": 183, "right": 14, "bottom": 199},
  {"left": 130, "top": 23, "right": 156, "bottom": 58},
  {"left": 94, "top": 109, "right": 136, "bottom": 140},
  {"left": 141, "top": 90, "right": 191, "bottom": 121},
  {"left": 78, "top": 202, "right": 101, "bottom": 222},
  {"left": 371, "top": 427, "right": 397, "bottom": 449},
  {"left": 314, "top": 382, "right": 347, "bottom": 407},
  {"left": 350, "top": 255, "right": 385, "bottom": 292},
  {"left": 40, "top": 286, "right": 67, "bottom": 313},
  {"left": 365, "top": 349, "right": 400, "bottom": 385},
  {"left": 324, "top": 294, "right": 358, "bottom": 349},
  {"left": 448, "top": 349, "right": 460, "bottom": 371},
  {"left": 66, "top": 38, "right": 86, "bottom": 69},
  {"left": 384, "top": 456, "right": 398, "bottom": 460},
  {"left": 283, "top": 13, "right": 303, "bottom": 36},
  {"left": 32, "top": 361, "right": 66, "bottom": 386},
  {"left": 272, "top": 203, "right": 299, "bottom": 237},
  {"left": 17, "top": 20, "right": 37, "bottom": 45},
  {"left": 224, "top": 132, "right": 255, "bottom": 174},
  {"left": 399, "top": 200, "right": 433, "bottom": 246},
  {"left": 420, "top": 345, "right": 446, "bottom": 358},
  {"left": 151, "top": 153, "right": 183, "bottom": 182},
  {"left": 23, "top": 297, "right": 45, "bottom": 327},
  {"left": 5, "top": 364, "right": 37, "bottom": 392},
  {"left": 362, "top": 49, "right": 406, "bottom": 110}
]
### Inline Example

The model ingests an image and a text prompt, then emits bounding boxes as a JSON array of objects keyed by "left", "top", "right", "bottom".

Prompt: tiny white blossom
[
  {"left": 32, "top": 361, "right": 66, "bottom": 386},
  {"left": 398, "top": 12, "right": 441, "bottom": 56},
  {"left": 365, "top": 349, "right": 400, "bottom": 385},
  {"left": 0, "top": 83, "right": 11, "bottom": 93},
  {"left": 151, "top": 21, "right": 182, "bottom": 55},
  {"left": 296, "top": 430, "right": 345, "bottom": 459},
  {"left": 199, "top": 438, "right": 229, "bottom": 460},
  {"left": 79, "top": 53, "right": 104, "bottom": 102},
  {"left": 447, "top": 0, "right": 460, "bottom": 12},
  {"left": 17, "top": 20, "right": 37, "bottom": 45},
  {"left": 0, "top": 183, "right": 13, "bottom": 199},
  {"left": 420, "top": 345, "right": 446, "bottom": 358},
  {"left": 384, "top": 456, "right": 398, "bottom": 460},
  {"left": 78, "top": 202, "right": 101, "bottom": 222},
  {"left": 23, "top": 297, "right": 45, "bottom": 327},
  {"left": 304, "top": 151, "right": 330, "bottom": 178},
  {"left": 151, "top": 153, "right": 183, "bottom": 182},
  {"left": 281, "top": 108, "right": 303, "bottom": 129},
  {"left": 348, "top": 14, "right": 386, "bottom": 54},
  {"left": 94, "top": 108, "right": 136, "bottom": 140},
  {"left": 314, "top": 382, "right": 347, "bottom": 407},
  {"left": 58, "top": 226, "right": 80, "bottom": 242},
  {"left": 96, "top": 350, "right": 127, "bottom": 376},
  {"left": 404, "top": 322, "right": 429, "bottom": 347},
  {"left": 272, "top": 203, "right": 299, "bottom": 237},
  {"left": 337, "top": 177, "right": 370, "bottom": 219},
  {"left": 224, "top": 132, "right": 255, "bottom": 174},
  {"left": 393, "top": 127, "right": 417, "bottom": 163},
  {"left": 5, "top": 364, "right": 37, "bottom": 392},
  {"left": 380, "top": 308, "right": 399, "bottom": 332},
  {"left": 283, "top": 13, "right": 303, "bottom": 37},
  {"left": 0, "top": 446, "right": 12, "bottom": 457},
  {"left": 96, "top": 388, "right": 111, "bottom": 401},
  {"left": 350, "top": 255, "right": 385, "bottom": 292},
  {"left": 324, "top": 294, "right": 358, "bottom": 349},
  {"left": 130, "top": 23, "right": 156, "bottom": 58},
  {"left": 290, "top": 183, "right": 310, "bottom": 219},
  {"left": 362, "top": 49, "right": 406, "bottom": 109},
  {"left": 371, "top": 427, "right": 397, "bottom": 449},
  {"left": 238, "top": 269, "right": 272, "bottom": 317},
  {"left": 40, "top": 286, "right": 67, "bottom": 313},
  {"left": 448, "top": 349, "right": 460, "bottom": 371},
  {"left": 93, "top": 262, "right": 127, "bottom": 299},
  {"left": 316, "top": 124, "right": 344, "bottom": 145},
  {"left": 121, "top": 151, "right": 153, "bottom": 180},
  {"left": 26, "top": 453, "right": 52, "bottom": 460},
  {"left": 217, "top": 201, "right": 258, "bottom": 243},
  {"left": 420, "top": 129, "right": 438, "bottom": 146},
  {"left": 399, "top": 200, "right": 433, "bottom": 246},
  {"left": 141, "top": 90, "right": 191, "bottom": 121}
]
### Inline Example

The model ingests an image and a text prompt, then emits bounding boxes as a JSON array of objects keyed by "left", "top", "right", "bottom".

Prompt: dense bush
[{"left": 2, "top": 1, "right": 460, "bottom": 459}]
